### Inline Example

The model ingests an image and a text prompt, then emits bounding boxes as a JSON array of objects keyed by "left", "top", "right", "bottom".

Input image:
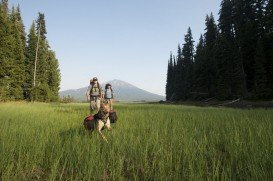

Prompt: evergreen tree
[
  {"left": 166, "top": 53, "right": 173, "bottom": 101},
  {"left": 204, "top": 13, "right": 218, "bottom": 97},
  {"left": 170, "top": 55, "right": 176, "bottom": 100},
  {"left": 216, "top": 0, "right": 246, "bottom": 99},
  {"left": 194, "top": 35, "right": 208, "bottom": 99},
  {"left": 0, "top": 2, "right": 8, "bottom": 100},
  {"left": 47, "top": 51, "right": 60, "bottom": 101},
  {"left": 0, "top": 1, "right": 16, "bottom": 100},
  {"left": 9, "top": 6, "right": 26, "bottom": 99},
  {"left": 254, "top": 40, "right": 270, "bottom": 99},
  {"left": 215, "top": 36, "right": 233, "bottom": 99},
  {"left": 174, "top": 44, "right": 184, "bottom": 100},
  {"left": 36, "top": 12, "right": 47, "bottom": 41},
  {"left": 33, "top": 13, "right": 51, "bottom": 101},
  {"left": 25, "top": 22, "right": 37, "bottom": 100},
  {"left": 232, "top": 0, "right": 258, "bottom": 94},
  {"left": 15, "top": 6, "right": 26, "bottom": 48},
  {"left": 181, "top": 27, "right": 195, "bottom": 99}
]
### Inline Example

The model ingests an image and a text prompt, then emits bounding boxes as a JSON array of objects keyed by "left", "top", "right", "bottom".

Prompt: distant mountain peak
[
  {"left": 60, "top": 79, "right": 165, "bottom": 102},
  {"left": 104, "top": 79, "right": 135, "bottom": 88}
]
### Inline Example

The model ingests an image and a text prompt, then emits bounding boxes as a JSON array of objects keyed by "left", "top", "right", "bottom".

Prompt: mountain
[{"left": 59, "top": 79, "right": 165, "bottom": 102}]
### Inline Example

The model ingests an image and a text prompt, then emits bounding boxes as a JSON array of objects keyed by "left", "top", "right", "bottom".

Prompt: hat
[{"left": 93, "top": 77, "right": 98, "bottom": 81}]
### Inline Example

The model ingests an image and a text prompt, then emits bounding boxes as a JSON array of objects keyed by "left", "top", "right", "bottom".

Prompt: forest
[
  {"left": 166, "top": 0, "right": 273, "bottom": 101},
  {"left": 0, "top": 0, "right": 60, "bottom": 102}
]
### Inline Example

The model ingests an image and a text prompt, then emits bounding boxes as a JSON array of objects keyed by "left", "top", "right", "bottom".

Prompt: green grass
[{"left": 0, "top": 102, "right": 272, "bottom": 180}]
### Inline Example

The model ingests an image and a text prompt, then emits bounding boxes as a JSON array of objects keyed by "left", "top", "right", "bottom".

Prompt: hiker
[
  {"left": 104, "top": 83, "right": 114, "bottom": 110},
  {"left": 86, "top": 77, "right": 102, "bottom": 112}
]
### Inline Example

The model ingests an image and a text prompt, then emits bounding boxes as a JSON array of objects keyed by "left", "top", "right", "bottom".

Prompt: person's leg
[
  {"left": 96, "top": 98, "right": 101, "bottom": 111},
  {"left": 90, "top": 97, "right": 96, "bottom": 113},
  {"left": 110, "top": 99, "right": 113, "bottom": 110},
  {"left": 90, "top": 97, "right": 94, "bottom": 113}
]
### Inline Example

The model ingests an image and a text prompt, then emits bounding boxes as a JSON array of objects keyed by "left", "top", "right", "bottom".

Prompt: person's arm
[{"left": 86, "top": 85, "right": 91, "bottom": 100}]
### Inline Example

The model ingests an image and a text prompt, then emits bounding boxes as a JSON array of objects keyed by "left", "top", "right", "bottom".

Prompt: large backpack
[
  {"left": 109, "top": 110, "right": 118, "bottom": 123},
  {"left": 104, "top": 89, "right": 114, "bottom": 99},
  {"left": 83, "top": 115, "right": 96, "bottom": 130},
  {"left": 90, "top": 82, "right": 101, "bottom": 97}
]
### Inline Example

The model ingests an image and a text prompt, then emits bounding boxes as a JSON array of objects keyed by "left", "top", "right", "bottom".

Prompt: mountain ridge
[{"left": 60, "top": 79, "right": 165, "bottom": 102}]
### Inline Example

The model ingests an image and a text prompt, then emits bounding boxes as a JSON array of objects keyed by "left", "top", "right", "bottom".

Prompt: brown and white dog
[
  {"left": 95, "top": 100, "right": 113, "bottom": 142},
  {"left": 83, "top": 100, "right": 116, "bottom": 142}
]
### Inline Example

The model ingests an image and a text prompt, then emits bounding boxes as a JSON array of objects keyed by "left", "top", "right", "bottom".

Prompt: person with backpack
[
  {"left": 86, "top": 77, "right": 102, "bottom": 112},
  {"left": 104, "top": 83, "right": 114, "bottom": 110}
]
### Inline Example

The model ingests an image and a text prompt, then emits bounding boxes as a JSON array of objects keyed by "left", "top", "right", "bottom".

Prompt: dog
[
  {"left": 83, "top": 100, "right": 117, "bottom": 142},
  {"left": 95, "top": 100, "right": 113, "bottom": 142}
]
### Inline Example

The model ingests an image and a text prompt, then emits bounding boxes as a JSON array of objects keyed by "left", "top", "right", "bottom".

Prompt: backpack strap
[
  {"left": 90, "top": 82, "right": 102, "bottom": 97},
  {"left": 89, "top": 83, "right": 94, "bottom": 95}
]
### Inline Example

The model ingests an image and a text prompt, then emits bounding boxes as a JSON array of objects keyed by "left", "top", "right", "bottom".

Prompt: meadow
[{"left": 0, "top": 102, "right": 272, "bottom": 180}]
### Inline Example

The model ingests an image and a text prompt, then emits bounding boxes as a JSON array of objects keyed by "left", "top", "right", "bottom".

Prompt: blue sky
[{"left": 9, "top": 0, "right": 221, "bottom": 96}]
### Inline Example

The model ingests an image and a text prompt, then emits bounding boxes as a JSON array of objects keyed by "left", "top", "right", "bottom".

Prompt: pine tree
[
  {"left": 36, "top": 12, "right": 47, "bottom": 41},
  {"left": 47, "top": 51, "right": 60, "bottom": 101},
  {"left": 232, "top": 0, "right": 258, "bottom": 94},
  {"left": 15, "top": 6, "right": 26, "bottom": 48},
  {"left": 170, "top": 55, "right": 176, "bottom": 100},
  {"left": 254, "top": 40, "right": 270, "bottom": 99},
  {"left": 9, "top": 6, "right": 26, "bottom": 99},
  {"left": 174, "top": 45, "right": 184, "bottom": 100},
  {"left": 166, "top": 53, "right": 173, "bottom": 101},
  {"left": 216, "top": 0, "right": 233, "bottom": 99},
  {"left": 181, "top": 27, "right": 195, "bottom": 99},
  {"left": 216, "top": 0, "right": 246, "bottom": 99},
  {"left": 215, "top": 36, "right": 233, "bottom": 99},
  {"left": 25, "top": 22, "right": 37, "bottom": 100},
  {"left": 251, "top": 0, "right": 272, "bottom": 99},
  {"left": 204, "top": 13, "right": 218, "bottom": 97},
  {"left": 0, "top": 1, "right": 17, "bottom": 100},
  {"left": 34, "top": 13, "right": 51, "bottom": 101},
  {"left": 0, "top": 2, "right": 8, "bottom": 100},
  {"left": 194, "top": 35, "right": 208, "bottom": 99}
]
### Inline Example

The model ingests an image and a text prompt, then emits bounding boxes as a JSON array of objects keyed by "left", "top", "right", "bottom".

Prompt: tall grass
[{"left": 0, "top": 102, "right": 272, "bottom": 180}]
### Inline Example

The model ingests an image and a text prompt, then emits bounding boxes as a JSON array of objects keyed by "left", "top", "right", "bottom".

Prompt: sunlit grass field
[{"left": 0, "top": 102, "right": 272, "bottom": 180}]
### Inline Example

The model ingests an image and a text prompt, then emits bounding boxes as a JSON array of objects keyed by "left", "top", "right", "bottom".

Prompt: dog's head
[{"left": 100, "top": 99, "right": 110, "bottom": 113}]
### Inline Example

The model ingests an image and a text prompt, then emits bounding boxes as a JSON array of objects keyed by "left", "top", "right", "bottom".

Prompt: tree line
[
  {"left": 166, "top": 0, "right": 273, "bottom": 101},
  {"left": 0, "top": 0, "right": 60, "bottom": 102}
]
